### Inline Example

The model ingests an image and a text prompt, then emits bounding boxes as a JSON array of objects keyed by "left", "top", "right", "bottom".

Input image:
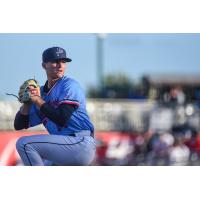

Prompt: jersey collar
[{"left": 43, "top": 76, "right": 64, "bottom": 95}]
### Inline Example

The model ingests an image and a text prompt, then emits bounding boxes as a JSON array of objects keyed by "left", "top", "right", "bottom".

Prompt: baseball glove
[{"left": 18, "top": 79, "right": 40, "bottom": 103}]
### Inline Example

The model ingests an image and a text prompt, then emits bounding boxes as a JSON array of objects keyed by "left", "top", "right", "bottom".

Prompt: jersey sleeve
[
  {"left": 58, "top": 80, "right": 84, "bottom": 108},
  {"left": 28, "top": 104, "right": 42, "bottom": 127}
]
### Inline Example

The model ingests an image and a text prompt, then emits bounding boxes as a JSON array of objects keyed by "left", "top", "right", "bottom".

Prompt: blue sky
[{"left": 1, "top": 33, "right": 200, "bottom": 99}]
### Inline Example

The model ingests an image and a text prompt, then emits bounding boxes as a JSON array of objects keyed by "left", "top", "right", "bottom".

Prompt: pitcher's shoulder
[{"left": 62, "top": 76, "right": 81, "bottom": 87}]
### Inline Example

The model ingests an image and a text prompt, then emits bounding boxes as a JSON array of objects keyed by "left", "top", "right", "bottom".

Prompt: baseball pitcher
[{"left": 14, "top": 47, "right": 96, "bottom": 166}]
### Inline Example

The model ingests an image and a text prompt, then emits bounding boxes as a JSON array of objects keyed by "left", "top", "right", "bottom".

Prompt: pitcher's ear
[{"left": 42, "top": 62, "right": 46, "bottom": 69}]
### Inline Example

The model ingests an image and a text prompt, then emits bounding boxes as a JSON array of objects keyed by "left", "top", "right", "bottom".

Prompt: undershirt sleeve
[
  {"left": 40, "top": 103, "right": 76, "bottom": 127},
  {"left": 14, "top": 111, "right": 29, "bottom": 130}
]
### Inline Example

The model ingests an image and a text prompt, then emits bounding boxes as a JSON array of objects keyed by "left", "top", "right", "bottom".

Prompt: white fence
[
  {"left": 0, "top": 99, "right": 155, "bottom": 132},
  {"left": 87, "top": 99, "right": 155, "bottom": 132}
]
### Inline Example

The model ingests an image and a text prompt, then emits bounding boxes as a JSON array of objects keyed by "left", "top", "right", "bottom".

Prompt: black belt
[{"left": 69, "top": 131, "right": 94, "bottom": 138}]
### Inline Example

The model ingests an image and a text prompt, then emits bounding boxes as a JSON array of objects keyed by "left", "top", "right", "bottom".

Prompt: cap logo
[{"left": 56, "top": 48, "right": 64, "bottom": 56}]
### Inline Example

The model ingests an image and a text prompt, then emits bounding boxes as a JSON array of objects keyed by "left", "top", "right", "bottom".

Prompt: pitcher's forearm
[{"left": 20, "top": 103, "right": 32, "bottom": 115}]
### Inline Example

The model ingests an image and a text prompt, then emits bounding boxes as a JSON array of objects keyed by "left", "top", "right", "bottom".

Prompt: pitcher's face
[{"left": 42, "top": 60, "right": 67, "bottom": 79}]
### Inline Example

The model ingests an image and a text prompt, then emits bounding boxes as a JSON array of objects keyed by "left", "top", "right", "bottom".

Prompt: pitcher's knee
[{"left": 16, "top": 136, "right": 28, "bottom": 152}]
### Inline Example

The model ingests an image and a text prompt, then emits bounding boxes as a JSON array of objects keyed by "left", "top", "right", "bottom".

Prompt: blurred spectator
[
  {"left": 145, "top": 132, "right": 172, "bottom": 165},
  {"left": 193, "top": 132, "right": 200, "bottom": 154},
  {"left": 185, "top": 132, "right": 200, "bottom": 164},
  {"left": 169, "top": 86, "right": 186, "bottom": 106},
  {"left": 168, "top": 138, "right": 190, "bottom": 166},
  {"left": 160, "top": 132, "right": 174, "bottom": 147},
  {"left": 105, "top": 138, "right": 134, "bottom": 165}
]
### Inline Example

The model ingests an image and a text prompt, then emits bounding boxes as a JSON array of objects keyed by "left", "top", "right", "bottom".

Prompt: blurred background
[{"left": 1, "top": 33, "right": 200, "bottom": 166}]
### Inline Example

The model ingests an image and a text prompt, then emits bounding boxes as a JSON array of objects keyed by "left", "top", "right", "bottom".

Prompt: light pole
[{"left": 96, "top": 33, "right": 106, "bottom": 94}]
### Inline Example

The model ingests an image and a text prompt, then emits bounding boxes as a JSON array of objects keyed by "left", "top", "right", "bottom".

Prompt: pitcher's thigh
[{"left": 16, "top": 134, "right": 92, "bottom": 165}]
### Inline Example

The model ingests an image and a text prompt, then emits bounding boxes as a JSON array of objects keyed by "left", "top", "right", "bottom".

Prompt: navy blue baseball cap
[{"left": 42, "top": 47, "right": 72, "bottom": 63}]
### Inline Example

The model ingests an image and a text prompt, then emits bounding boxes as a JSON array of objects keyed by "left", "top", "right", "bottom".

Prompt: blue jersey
[{"left": 28, "top": 76, "right": 94, "bottom": 136}]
